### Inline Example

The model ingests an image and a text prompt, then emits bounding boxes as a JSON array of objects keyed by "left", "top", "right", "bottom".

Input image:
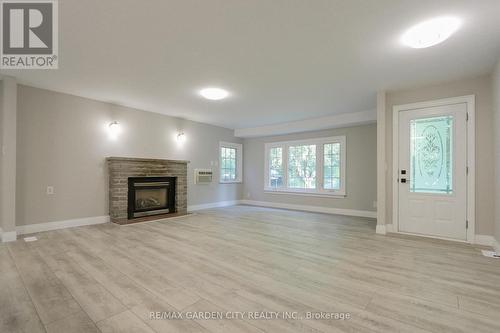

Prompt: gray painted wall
[
  {"left": 384, "top": 75, "right": 495, "bottom": 236},
  {"left": 1, "top": 78, "right": 18, "bottom": 234},
  {"left": 0, "top": 80, "right": 3, "bottom": 232},
  {"left": 494, "top": 60, "right": 500, "bottom": 246},
  {"left": 243, "top": 124, "right": 377, "bottom": 212},
  {"left": 16, "top": 85, "right": 243, "bottom": 226}
]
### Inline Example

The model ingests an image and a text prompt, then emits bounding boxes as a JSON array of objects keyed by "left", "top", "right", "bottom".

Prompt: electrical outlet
[{"left": 46, "top": 186, "right": 55, "bottom": 195}]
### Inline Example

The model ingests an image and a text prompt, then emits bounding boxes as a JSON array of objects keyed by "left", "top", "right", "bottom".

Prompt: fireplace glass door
[
  {"left": 128, "top": 177, "right": 176, "bottom": 219},
  {"left": 135, "top": 188, "right": 168, "bottom": 211}
]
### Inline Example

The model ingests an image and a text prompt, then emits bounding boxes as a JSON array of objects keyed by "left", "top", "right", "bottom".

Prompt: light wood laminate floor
[{"left": 2, "top": 205, "right": 500, "bottom": 333}]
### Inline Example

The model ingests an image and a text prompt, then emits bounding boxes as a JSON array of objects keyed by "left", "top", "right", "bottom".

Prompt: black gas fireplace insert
[{"left": 127, "top": 177, "right": 176, "bottom": 219}]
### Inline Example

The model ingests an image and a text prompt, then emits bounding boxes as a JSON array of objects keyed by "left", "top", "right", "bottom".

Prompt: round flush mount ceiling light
[
  {"left": 199, "top": 87, "right": 230, "bottom": 101},
  {"left": 401, "top": 17, "right": 461, "bottom": 49}
]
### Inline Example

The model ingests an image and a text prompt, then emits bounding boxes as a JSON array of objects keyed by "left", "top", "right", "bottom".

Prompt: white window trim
[
  {"left": 264, "top": 136, "right": 346, "bottom": 197},
  {"left": 219, "top": 141, "right": 243, "bottom": 184}
]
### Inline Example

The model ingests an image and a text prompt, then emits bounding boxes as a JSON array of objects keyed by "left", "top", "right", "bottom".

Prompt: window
[
  {"left": 323, "top": 143, "right": 341, "bottom": 190},
  {"left": 268, "top": 147, "right": 283, "bottom": 188},
  {"left": 288, "top": 144, "right": 316, "bottom": 189},
  {"left": 264, "top": 136, "right": 346, "bottom": 196},
  {"left": 219, "top": 142, "right": 243, "bottom": 183}
]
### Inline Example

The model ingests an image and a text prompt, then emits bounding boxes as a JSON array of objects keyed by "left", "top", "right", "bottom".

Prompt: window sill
[
  {"left": 219, "top": 181, "right": 242, "bottom": 184},
  {"left": 264, "top": 189, "right": 346, "bottom": 198}
]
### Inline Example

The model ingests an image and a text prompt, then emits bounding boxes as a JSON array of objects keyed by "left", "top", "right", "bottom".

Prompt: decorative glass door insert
[{"left": 410, "top": 115, "right": 453, "bottom": 194}]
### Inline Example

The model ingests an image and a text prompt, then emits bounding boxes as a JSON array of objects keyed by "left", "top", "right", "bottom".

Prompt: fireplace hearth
[{"left": 128, "top": 177, "right": 176, "bottom": 219}]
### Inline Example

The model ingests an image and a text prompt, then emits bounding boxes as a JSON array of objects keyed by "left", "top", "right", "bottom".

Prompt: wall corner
[
  {"left": 376, "top": 90, "right": 387, "bottom": 230},
  {"left": 0, "top": 76, "right": 18, "bottom": 235}
]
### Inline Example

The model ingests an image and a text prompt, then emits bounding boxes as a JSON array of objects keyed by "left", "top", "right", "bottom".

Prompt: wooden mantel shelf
[{"left": 106, "top": 157, "right": 190, "bottom": 164}]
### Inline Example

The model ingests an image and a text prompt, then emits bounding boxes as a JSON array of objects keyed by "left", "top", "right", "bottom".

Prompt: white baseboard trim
[
  {"left": 240, "top": 200, "right": 377, "bottom": 218},
  {"left": 385, "top": 224, "right": 394, "bottom": 233},
  {"left": 16, "top": 215, "right": 110, "bottom": 236},
  {"left": 1, "top": 230, "right": 17, "bottom": 242},
  {"left": 474, "top": 235, "right": 497, "bottom": 247},
  {"left": 12, "top": 202, "right": 243, "bottom": 236},
  {"left": 375, "top": 224, "right": 386, "bottom": 235},
  {"left": 188, "top": 200, "right": 241, "bottom": 212}
]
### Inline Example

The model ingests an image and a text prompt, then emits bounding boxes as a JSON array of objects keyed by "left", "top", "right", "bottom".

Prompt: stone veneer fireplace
[{"left": 107, "top": 157, "right": 188, "bottom": 224}]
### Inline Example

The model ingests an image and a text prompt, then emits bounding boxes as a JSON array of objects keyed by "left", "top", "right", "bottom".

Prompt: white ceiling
[{"left": 2, "top": 0, "right": 500, "bottom": 130}]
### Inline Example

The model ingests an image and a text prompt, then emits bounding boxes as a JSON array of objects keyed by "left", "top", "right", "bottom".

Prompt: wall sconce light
[
  {"left": 176, "top": 131, "right": 186, "bottom": 143},
  {"left": 108, "top": 121, "right": 120, "bottom": 139}
]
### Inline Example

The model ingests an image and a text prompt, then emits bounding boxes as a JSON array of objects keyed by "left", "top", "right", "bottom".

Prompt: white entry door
[{"left": 397, "top": 102, "right": 467, "bottom": 240}]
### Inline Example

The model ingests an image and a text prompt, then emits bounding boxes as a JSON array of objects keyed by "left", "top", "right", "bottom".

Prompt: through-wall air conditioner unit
[{"left": 194, "top": 169, "right": 213, "bottom": 184}]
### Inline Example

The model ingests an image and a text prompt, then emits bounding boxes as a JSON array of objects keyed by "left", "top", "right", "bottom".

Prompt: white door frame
[{"left": 392, "top": 95, "right": 475, "bottom": 243}]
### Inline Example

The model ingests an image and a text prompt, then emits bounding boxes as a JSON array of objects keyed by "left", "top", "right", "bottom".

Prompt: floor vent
[{"left": 481, "top": 250, "right": 499, "bottom": 258}]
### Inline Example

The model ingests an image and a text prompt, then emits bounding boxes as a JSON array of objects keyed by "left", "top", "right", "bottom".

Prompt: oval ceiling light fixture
[
  {"left": 199, "top": 87, "right": 230, "bottom": 101},
  {"left": 401, "top": 16, "right": 461, "bottom": 49}
]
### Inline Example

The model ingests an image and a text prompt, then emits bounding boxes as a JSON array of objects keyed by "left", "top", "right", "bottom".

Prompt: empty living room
[{"left": 1, "top": 0, "right": 500, "bottom": 332}]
